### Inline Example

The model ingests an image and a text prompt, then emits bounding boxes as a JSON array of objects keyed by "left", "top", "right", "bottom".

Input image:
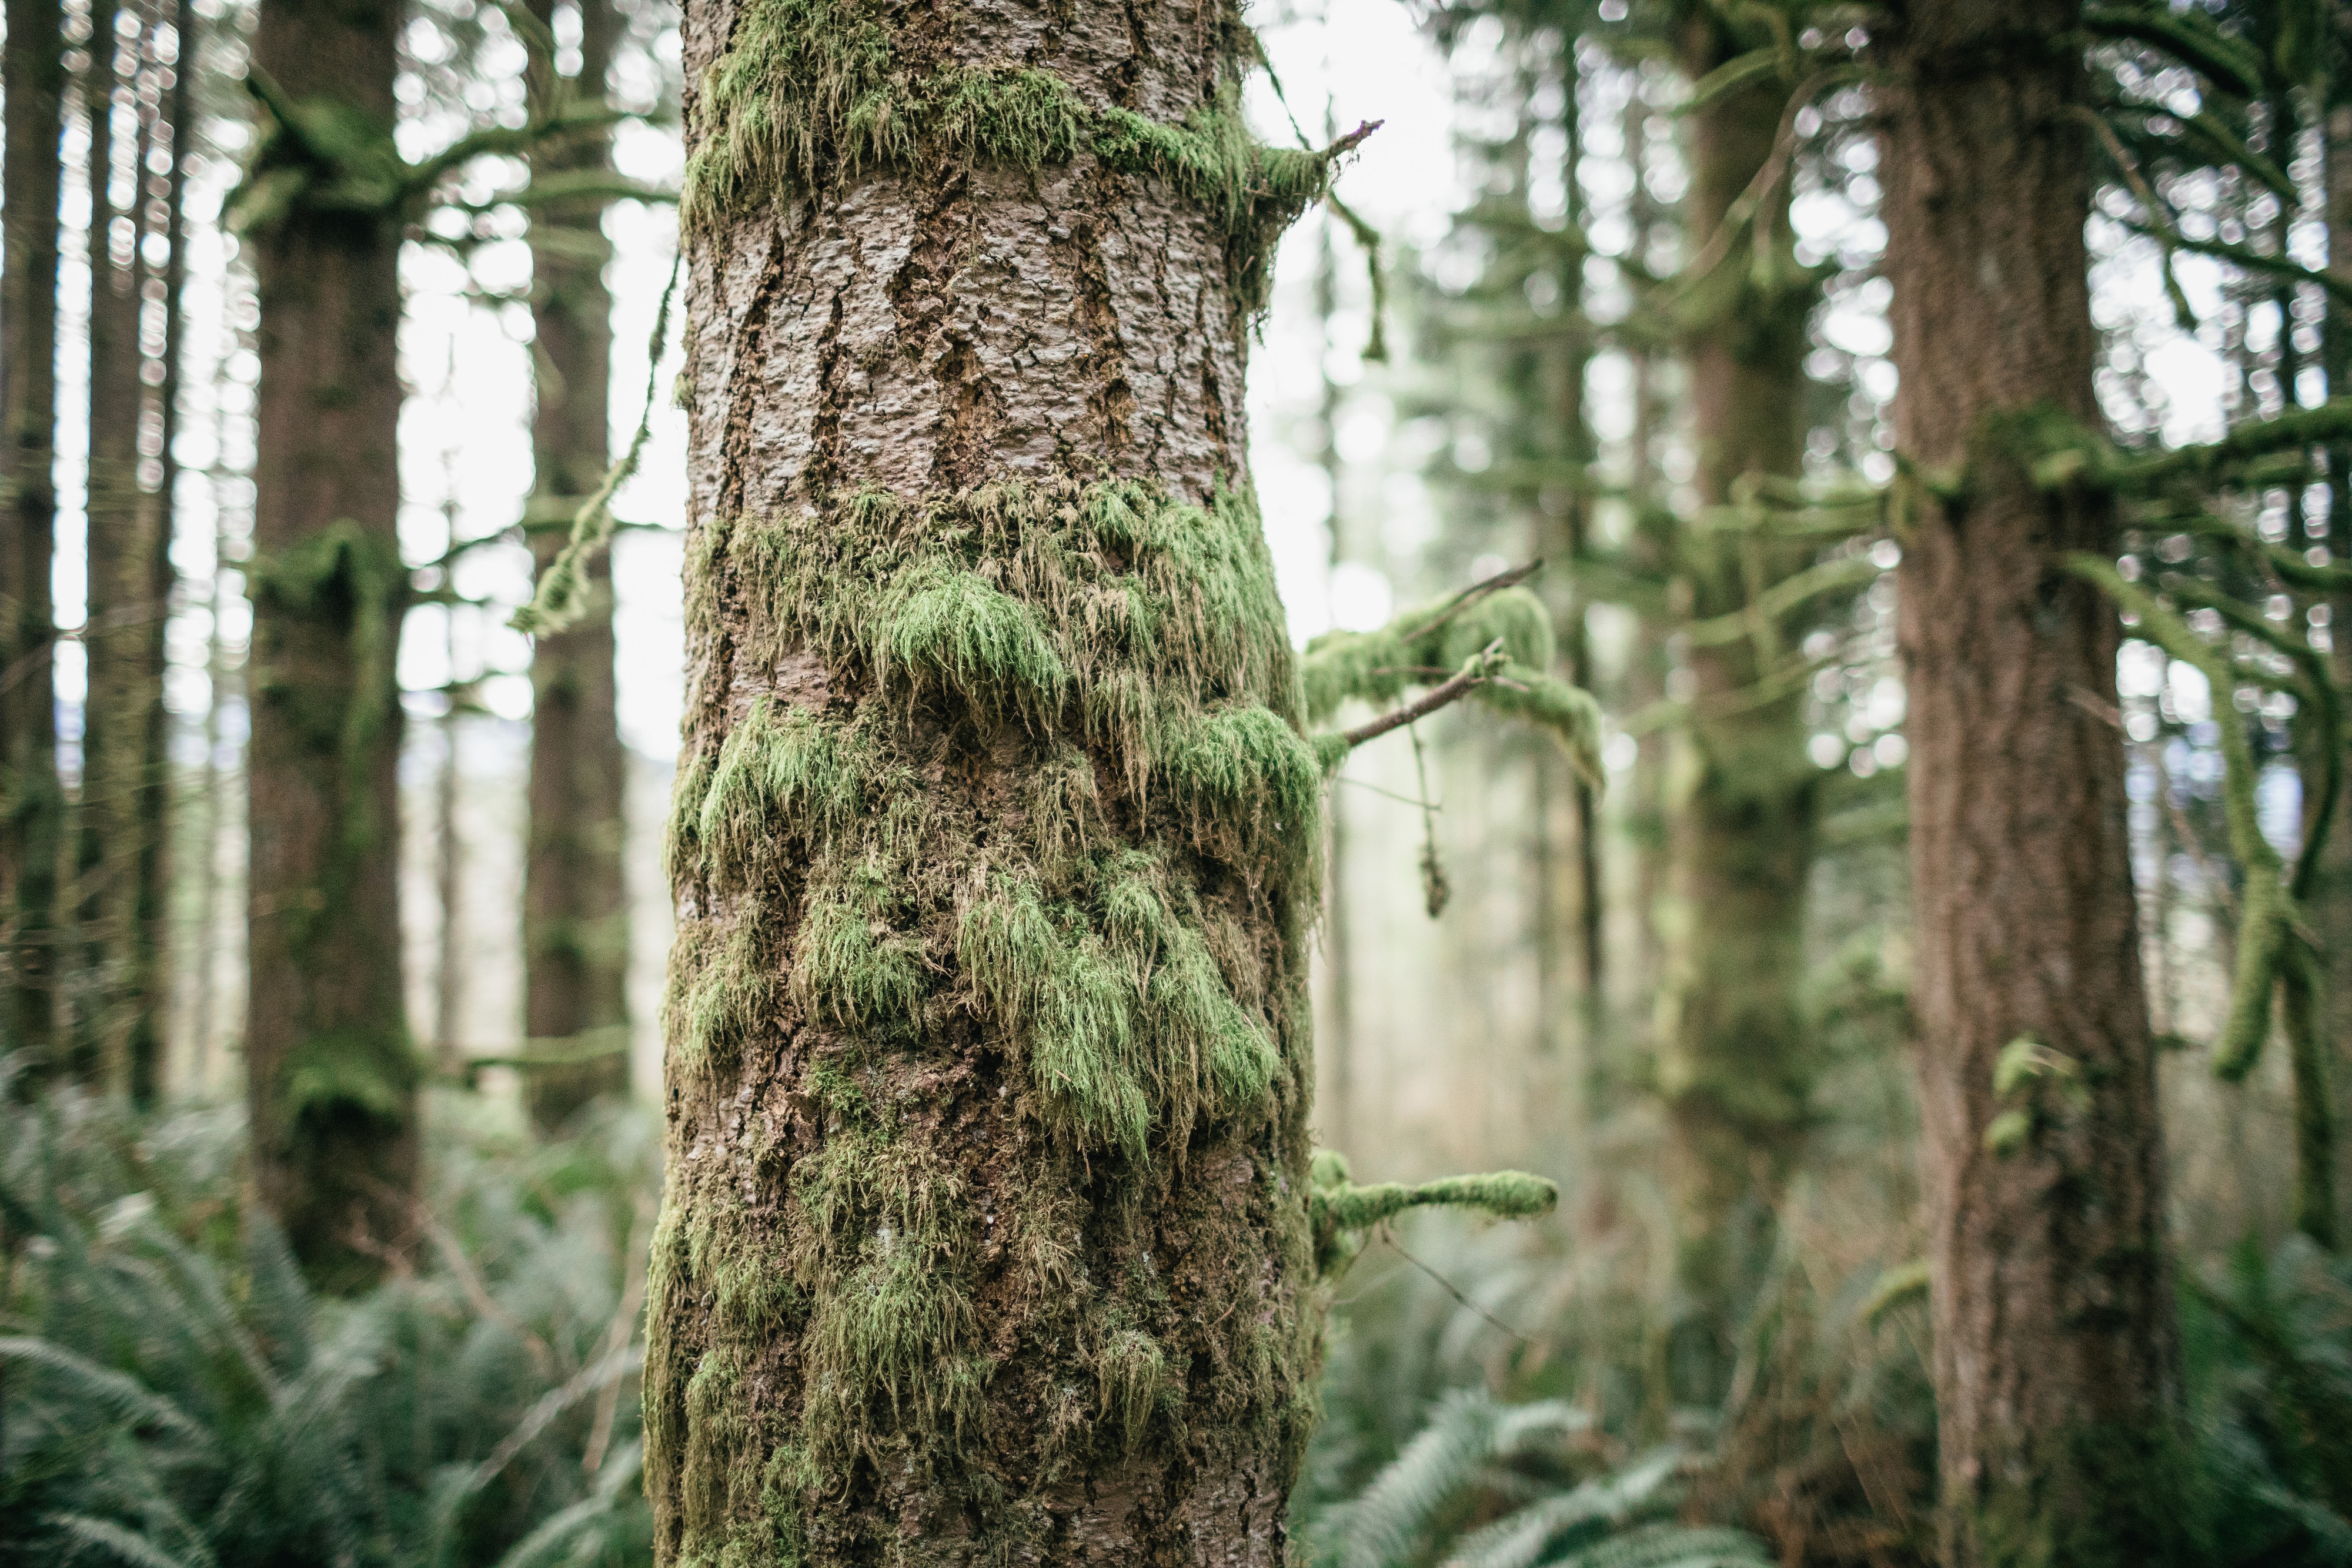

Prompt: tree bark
[
  {"left": 1876, "top": 5, "right": 2184, "bottom": 1562},
  {"left": 643, "top": 2, "right": 1328, "bottom": 1560},
  {"left": 1653, "top": 15, "right": 1818, "bottom": 1404},
  {"left": 243, "top": 0, "right": 415, "bottom": 1288},
  {"left": 80, "top": 1, "right": 168, "bottom": 1096},
  {"left": 521, "top": 0, "right": 630, "bottom": 1131},
  {"left": 3, "top": 0, "right": 68, "bottom": 1069}
]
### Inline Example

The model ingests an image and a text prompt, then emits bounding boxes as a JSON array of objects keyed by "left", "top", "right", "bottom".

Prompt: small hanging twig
[{"left": 1412, "top": 721, "right": 1449, "bottom": 919}]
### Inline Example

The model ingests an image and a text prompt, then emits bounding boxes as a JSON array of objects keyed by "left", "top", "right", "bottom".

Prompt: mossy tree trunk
[
  {"left": 81, "top": 1, "right": 171, "bottom": 1098},
  {"left": 3, "top": 0, "right": 68, "bottom": 1070},
  {"left": 2324, "top": 102, "right": 2352, "bottom": 1244},
  {"left": 243, "top": 0, "right": 416, "bottom": 1288},
  {"left": 1877, "top": 5, "right": 2184, "bottom": 1562},
  {"left": 521, "top": 0, "right": 630, "bottom": 1131},
  {"left": 643, "top": 1, "right": 1332, "bottom": 1559},
  {"left": 1653, "top": 14, "right": 1819, "bottom": 1402}
]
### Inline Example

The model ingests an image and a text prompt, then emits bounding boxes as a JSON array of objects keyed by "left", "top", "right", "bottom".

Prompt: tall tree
[
  {"left": 1651, "top": 8, "right": 1824, "bottom": 1401},
  {"left": 79, "top": 0, "right": 171, "bottom": 1096},
  {"left": 1877, "top": 3, "right": 2183, "bottom": 1560},
  {"left": 2, "top": 0, "right": 68, "bottom": 1066},
  {"left": 239, "top": 0, "right": 416, "bottom": 1285},
  {"left": 637, "top": 2, "right": 1357, "bottom": 1557},
  {"left": 520, "top": 0, "right": 630, "bottom": 1131}
]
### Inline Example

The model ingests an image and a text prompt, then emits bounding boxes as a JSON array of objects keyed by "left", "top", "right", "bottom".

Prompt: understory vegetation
[{"left": 0, "top": 1074, "right": 658, "bottom": 1567}]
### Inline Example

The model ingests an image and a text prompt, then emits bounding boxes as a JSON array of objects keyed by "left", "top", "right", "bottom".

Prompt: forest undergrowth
[{"left": 0, "top": 1066, "right": 658, "bottom": 1567}]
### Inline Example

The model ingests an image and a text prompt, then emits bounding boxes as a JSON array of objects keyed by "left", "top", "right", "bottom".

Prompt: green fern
[
  {"left": 2186, "top": 1235, "right": 2352, "bottom": 1565},
  {"left": 0, "top": 1074, "right": 658, "bottom": 1567},
  {"left": 1319, "top": 1386, "right": 1770, "bottom": 1568}
]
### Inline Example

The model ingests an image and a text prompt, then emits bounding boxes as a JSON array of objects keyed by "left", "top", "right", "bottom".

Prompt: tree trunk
[
  {"left": 521, "top": 0, "right": 630, "bottom": 1131},
  {"left": 1877, "top": 5, "right": 2184, "bottom": 1561},
  {"left": 135, "top": 0, "right": 192, "bottom": 1101},
  {"left": 243, "top": 0, "right": 416, "bottom": 1288},
  {"left": 1315, "top": 212, "right": 1354, "bottom": 1156},
  {"left": 2323, "top": 105, "right": 2352, "bottom": 1252},
  {"left": 3, "top": 0, "right": 68, "bottom": 1069},
  {"left": 81, "top": 1, "right": 167, "bottom": 1096},
  {"left": 1654, "top": 17, "right": 1818, "bottom": 1403},
  {"left": 643, "top": 4, "right": 1329, "bottom": 1559}
]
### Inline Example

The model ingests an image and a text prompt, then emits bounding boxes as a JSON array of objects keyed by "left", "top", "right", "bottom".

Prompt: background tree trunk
[
  {"left": 1653, "top": 15, "right": 1818, "bottom": 1406},
  {"left": 642, "top": 2, "right": 1328, "bottom": 1560},
  {"left": 81, "top": 1, "right": 168, "bottom": 1096},
  {"left": 520, "top": 0, "right": 630, "bottom": 1131},
  {"left": 243, "top": 0, "right": 415, "bottom": 1288},
  {"left": 4, "top": 0, "right": 68, "bottom": 1069},
  {"left": 1877, "top": 5, "right": 2183, "bottom": 1562}
]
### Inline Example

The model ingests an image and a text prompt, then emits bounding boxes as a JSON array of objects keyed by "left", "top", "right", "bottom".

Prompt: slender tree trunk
[
  {"left": 1653, "top": 18, "right": 1818, "bottom": 1402},
  {"left": 520, "top": 0, "right": 629, "bottom": 1130},
  {"left": 131, "top": 0, "right": 192, "bottom": 1101},
  {"left": 432, "top": 621, "right": 464, "bottom": 1074},
  {"left": 2323, "top": 105, "right": 2352, "bottom": 1246},
  {"left": 243, "top": 0, "right": 415, "bottom": 1288},
  {"left": 1315, "top": 212, "right": 1353, "bottom": 1155},
  {"left": 643, "top": 4, "right": 1328, "bottom": 1559},
  {"left": 81, "top": 1, "right": 165, "bottom": 1095},
  {"left": 1877, "top": 6, "right": 2183, "bottom": 1562},
  {"left": 4, "top": 0, "right": 68, "bottom": 1068}
]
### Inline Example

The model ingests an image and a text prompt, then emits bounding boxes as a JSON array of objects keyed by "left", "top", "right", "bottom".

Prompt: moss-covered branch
[
  {"left": 1300, "top": 569, "right": 1605, "bottom": 784},
  {"left": 1307, "top": 1150, "right": 1557, "bottom": 1278},
  {"left": 2069, "top": 556, "right": 2286, "bottom": 1081}
]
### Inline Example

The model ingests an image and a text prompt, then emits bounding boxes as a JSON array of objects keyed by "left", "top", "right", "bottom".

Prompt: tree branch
[{"left": 1336, "top": 643, "right": 1504, "bottom": 750}]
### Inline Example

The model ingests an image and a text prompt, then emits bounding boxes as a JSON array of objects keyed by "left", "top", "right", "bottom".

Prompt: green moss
[
  {"left": 790, "top": 876, "right": 926, "bottom": 1030},
  {"left": 1299, "top": 581, "right": 1603, "bottom": 779},
  {"left": 1096, "top": 1327, "right": 1170, "bottom": 1451},
  {"left": 276, "top": 1024, "right": 420, "bottom": 1128},
  {"left": 662, "top": 476, "right": 1324, "bottom": 1553},
  {"left": 1158, "top": 703, "right": 1322, "bottom": 874},
  {"left": 678, "top": 915, "right": 773, "bottom": 1071},
  {"left": 696, "top": 698, "right": 858, "bottom": 878},
  {"left": 873, "top": 564, "right": 1069, "bottom": 729},
  {"left": 810, "top": 1241, "right": 987, "bottom": 1439},
  {"left": 1308, "top": 1151, "right": 1558, "bottom": 1277},
  {"left": 679, "top": 0, "right": 1337, "bottom": 307}
]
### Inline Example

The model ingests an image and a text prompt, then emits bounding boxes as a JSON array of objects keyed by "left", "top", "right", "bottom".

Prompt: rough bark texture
[
  {"left": 2, "top": 0, "right": 68, "bottom": 1067},
  {"left": 2324, "top": 103, "right": 2352, "bottom": 1251},
  {"left": 1653, "top": 15, "right": 1818, "bottom": 1403},
  {"left": 522, "top": 0, "right": 630, "bottom": 1131},
  {"left": 1877, "top": 5, "right": 2183, "bottom": 1562},
  {"left": 243, "top": 0, "right": 416, "bottom": 1288},
  {"left": 642, "top": 1, "right": 1328, "bottom": 1561},
  {"left": 80, "top": 2, "right": 169, "bottom": 1096}
]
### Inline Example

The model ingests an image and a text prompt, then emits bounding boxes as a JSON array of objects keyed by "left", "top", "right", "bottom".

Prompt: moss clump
[
  {"left": 1095, "top": 1327, "right": 1171, "bottom": 1451},
  {"left": 874, "top": 564, "right": 1068, "bottom": 730},
  {"left": 1158, "top": 702, "right": 1324, "bottom": 865},
  {"left": 276, "top": 1024, "right": 421, "bottom": 1128},
  {"left": 791, "top": 872, "right": 926, "bottom": 1031},
  {"left": 698, "top": 697, "right": 859, "bottom": 878},
  {"left": 958, "top": 858, "right": 1282, "bottom": 1158},
  {"left": 670, "top": 912, "right": 774, "bottom": 1072}
]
